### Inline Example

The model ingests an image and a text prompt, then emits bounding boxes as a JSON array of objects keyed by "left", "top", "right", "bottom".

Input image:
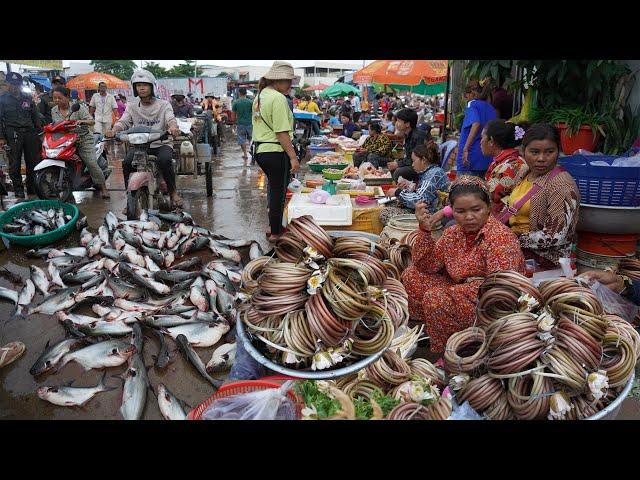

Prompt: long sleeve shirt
[
  {"left": 0, "top": 92, "right": 42, "bottom": 139},
  {"left": 400, "top": 127, "right": 427, "bottom": 168},
  {"left": 113, "top": 98, "right": 177, "bottom": 149},
  {"left": 399, "top": 164, "right": 450, "bottom": 211},
  {"left": 362, "top": 133, "right": 392, "bottom": 157}
]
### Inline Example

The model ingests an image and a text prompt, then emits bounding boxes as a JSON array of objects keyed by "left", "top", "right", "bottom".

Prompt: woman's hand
[
  {"left": 387, "top": 187, "right": 399, "bottom": 198},
  {"left": 578, "top": 270, "right": 626, "bottom": 293},
  {"left": 415, "top": 201, "right": 432, "bottom": 231},
  {"left": 387, "top": 161, "right": 398, "bottom": 171},
  {"left": 462, "top": 149, "right": 470, "bottom": 168},
  {"left": 289, "top": 156, "right": 300, "bottom": 174}
]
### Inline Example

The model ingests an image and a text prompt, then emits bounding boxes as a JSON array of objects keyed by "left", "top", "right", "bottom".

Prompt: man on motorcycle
[
  {"left": 106, "top": 69, "right": 184, "bottom": 208},
  {"left": 170, "top": 90, "right": 194, "bottom": 118}
]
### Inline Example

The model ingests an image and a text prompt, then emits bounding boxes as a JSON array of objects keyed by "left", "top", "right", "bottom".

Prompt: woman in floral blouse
[
  {"left": 481, "top": 119, "right": 529, "bottom": 216},
  {"left": 353, "top": 122, "right": 392, "bottom": 168},
  {"left": 506, "top": 123, "right": 580, "bottom": 268},
  {"left": 401, "top": 176, "right": 525, "bottom": 352}
]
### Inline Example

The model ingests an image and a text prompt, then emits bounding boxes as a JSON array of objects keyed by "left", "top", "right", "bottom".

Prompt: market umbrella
[
  {"left": 353, "top": 60, "right": 448, "bottom": 87},
  {"left": 66, "top": 72, "right": 129, "bottom": 91},
  {"left": 304, "top": 83, "right": 329, "bottom": 92},
  {"left": 320, "top": 82, "right": 360, "bottom": 97},
  {"left": 373, "top": 80, "right": 446, "bottom": 95}
]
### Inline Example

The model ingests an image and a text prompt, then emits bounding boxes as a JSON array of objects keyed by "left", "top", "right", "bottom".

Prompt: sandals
[{"left": 0, "top": 342, "right": 26, "bottom": 369}]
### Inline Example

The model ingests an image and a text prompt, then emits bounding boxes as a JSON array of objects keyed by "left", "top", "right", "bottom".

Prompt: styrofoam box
[{"left": 287, "top": 193, "right": 353, "bottom": 226}]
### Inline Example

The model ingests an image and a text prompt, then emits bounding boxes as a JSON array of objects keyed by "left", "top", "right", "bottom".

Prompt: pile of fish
[
  {"left": 2, "top": 207, "right": 73, "bottom": 236},
  {"left": 2, "top": 209, "right": 266, "bottom": 420}
]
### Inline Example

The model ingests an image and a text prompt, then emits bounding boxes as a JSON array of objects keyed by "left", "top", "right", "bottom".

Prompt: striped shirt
[{"left": 399, "top": 164, "right": 450, "bottom": 211}]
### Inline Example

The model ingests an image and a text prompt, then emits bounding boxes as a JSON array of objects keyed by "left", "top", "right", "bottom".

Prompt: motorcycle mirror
[{"left": 71, "top": 103, "right": 81, "bottom": 113}]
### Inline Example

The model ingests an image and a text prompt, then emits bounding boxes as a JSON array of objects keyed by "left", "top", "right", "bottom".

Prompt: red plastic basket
[{"left": 187, "top": 379, "right": 303, "bottom": 420}]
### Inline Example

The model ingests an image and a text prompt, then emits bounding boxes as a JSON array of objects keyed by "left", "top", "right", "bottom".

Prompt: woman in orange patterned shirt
[{"left": 401, "top": 176, "right": 526, "bottom": 352}]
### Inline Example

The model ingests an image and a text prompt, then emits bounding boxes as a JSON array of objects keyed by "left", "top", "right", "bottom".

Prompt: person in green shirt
[
  {"left": 232, "top": 87, "right": 254, "bottom": 160},
  {"left": 251, "top": 61, "right": 299, "bottom": 243}
]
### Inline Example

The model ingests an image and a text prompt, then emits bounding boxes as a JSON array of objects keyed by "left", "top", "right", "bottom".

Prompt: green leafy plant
[
  {"left": 602, "top": 103, "right": 640, "bottom": 155},
  {"left": 90, "top": 60, "right": 138, "bottom": 80},
  {"left": 294, "top": 380, "right": 340, "bottom": 418},
  {"left": 353, "top": 389, "right": 401, "bottom": 419},
  {"left": 532, "top": 106, "right": 605, "bottom": 137}
]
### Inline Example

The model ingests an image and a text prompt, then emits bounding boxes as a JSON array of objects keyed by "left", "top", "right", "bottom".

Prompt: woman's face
[
  {"left": 395, "top": 118, "right": 410, "bottom": 134},
  {"left": 411, "top": 152, "right": 428, "bottom": 173},
  {"left": 523, "top": 139, "right": 559, "bottom": 177},
  {"left": 273, "top": 80, "right": 292, "bottom": 95},
  {"left": 480, "top": 130, "right": 498, "bottom": 157},
  {"left": 341, "top": 116, "right": 349, "bottom": 125},
  {"left": 452, "top": 193, "right": 491, "bottom": 234},
  {"left": 370, "top": 128, "right": 378, "bottom": 138},
  {"left": 53, "top": 91, "right": 69, "bottom": 108}
]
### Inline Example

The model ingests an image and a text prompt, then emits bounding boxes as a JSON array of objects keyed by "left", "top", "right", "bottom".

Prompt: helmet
[{"left": 130, "top": 69, "right": 157, "bottom": 97}]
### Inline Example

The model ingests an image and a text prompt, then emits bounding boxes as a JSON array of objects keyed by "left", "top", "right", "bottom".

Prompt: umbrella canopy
[
  {"left": 353, "top": 60, "right": 448, "bottom": 86},
  {"left": 320, "top": 82, "right": 360, "bottom": 98},
  {"left": 66, "top": 72, "right": 129, "bottom": 91},
  {"left": 374, "top": 80, "right": 446, "bottom": 96},
  {"left": 304, "top": 83, "right": 329, "bottom": 92}
]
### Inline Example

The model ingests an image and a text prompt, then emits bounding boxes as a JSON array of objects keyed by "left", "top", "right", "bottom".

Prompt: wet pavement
[
  {"left": 1, "top": 135, "right": 638, "bottom": 420},
  {"left": 0, "top": 135, "right": 272, "bottom": 420}
]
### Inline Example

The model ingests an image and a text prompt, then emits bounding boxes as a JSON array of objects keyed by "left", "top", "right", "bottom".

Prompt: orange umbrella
[
  {"left": 303, "top": 83, "right": 330, "bottom": 92},
  {"left": 353, "top": 60, "right": 448, "bottom": 86},
  {"left": 66, "top": 72, "right": 129, "bottom": 91}
]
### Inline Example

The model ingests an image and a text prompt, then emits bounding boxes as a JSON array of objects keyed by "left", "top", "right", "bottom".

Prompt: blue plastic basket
[
  {"left": 559, "top": 149, "right": 640, "bottom": 207},
  {"left": 309, "top": 145, "right": 337, "bottom": 154}
]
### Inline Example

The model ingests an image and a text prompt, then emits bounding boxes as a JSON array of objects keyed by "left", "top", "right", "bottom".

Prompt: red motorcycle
[{"left": 34, "top": 105, "right": 111, "bottom": 202}]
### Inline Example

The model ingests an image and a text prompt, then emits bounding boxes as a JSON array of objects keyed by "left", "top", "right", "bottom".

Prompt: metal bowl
[
  {"left": 586, "top": 373, "right": 634, "bottom": 420},
  {"left": 577, "top": 204, "right": 640, "bottom": 234}
]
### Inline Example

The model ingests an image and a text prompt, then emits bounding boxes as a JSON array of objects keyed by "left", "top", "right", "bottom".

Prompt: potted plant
[{"left": 534, "top": 107, "right": 605, "bottom": 155}]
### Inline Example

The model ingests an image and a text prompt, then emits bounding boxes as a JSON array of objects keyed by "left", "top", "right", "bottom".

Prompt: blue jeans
[{"left": 237, "top": 124, "right": 253, "bottom": 146}]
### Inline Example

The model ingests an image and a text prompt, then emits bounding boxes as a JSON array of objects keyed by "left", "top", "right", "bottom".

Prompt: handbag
[{"left": 497, "top": 167, "right": 565, "bottom": 224}]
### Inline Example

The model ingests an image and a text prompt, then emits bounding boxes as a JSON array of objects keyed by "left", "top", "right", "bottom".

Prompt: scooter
[
  {"left": 34, "top": 104, "right": 111, "bottom": 202},
  {"left": 116, "top": 126, "right": 171, "bottom": 220}
]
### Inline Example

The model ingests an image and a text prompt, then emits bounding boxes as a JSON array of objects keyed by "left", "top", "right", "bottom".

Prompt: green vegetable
[
  {"left": 295, "top": 380, "right": 341, "bottom": 418},
  {"left": 354, "top": 396, "right": 373, "bottom": 419},
  {"left": 372, "top": 389, "right": 401, "bottom": 417}
]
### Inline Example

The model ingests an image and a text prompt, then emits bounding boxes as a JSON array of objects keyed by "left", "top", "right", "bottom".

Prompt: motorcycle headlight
[
  {"left": 45, "top": 147, "right": 64, "bottom": 157},
  {"left": 127, "top": 133, "right": 151, "bottom": 144}
]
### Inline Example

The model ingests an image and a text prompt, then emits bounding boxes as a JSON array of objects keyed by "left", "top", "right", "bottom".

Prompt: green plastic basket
[
  {"left": 0, "top": 200, "right": 80, "bottom": 247},
  {"left": 322, "top": 168, "right": 345, "bottom": 181},
  {"left": 308, "top": 162, "right": 349, "bottom": 173}
]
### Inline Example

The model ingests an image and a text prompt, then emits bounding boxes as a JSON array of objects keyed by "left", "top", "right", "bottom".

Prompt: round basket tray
[
  {"left": 576, "top": 248, "right": 633, "bottom": 270},
  {"left": 322, "top": 168, "right": 345, "bottom": 181},
  {"left": 0, "top": 200, "right": 79, "bottom": 247},
  {"left": 308, "top": 162, "right": 349, "bottom": 173},
  {"left": 586, "top": 373, "right": 634, "bottom": 420}
]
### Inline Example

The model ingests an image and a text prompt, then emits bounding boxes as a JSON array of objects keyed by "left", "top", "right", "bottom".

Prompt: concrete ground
[{"left": 0, "top": 134, "right": 638, "bottom": 420}]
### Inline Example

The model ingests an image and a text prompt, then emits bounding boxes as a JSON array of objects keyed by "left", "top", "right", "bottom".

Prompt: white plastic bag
[
  {"left": 201, "top": 381, "right": 297, "bottom": 420},
  {"left": 449, "top": 399, "right": 484, "bottom": 420},
  {"left": 588, "top": 281, "right": 639, "bottom": 323},
  {"left": 612, "top": 157, "right": 640, "bottom": 167}
]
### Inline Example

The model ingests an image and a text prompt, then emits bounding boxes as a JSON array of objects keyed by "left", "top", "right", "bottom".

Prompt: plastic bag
[
  {"left": 201, "top": 381, "right": 297, "bottom": 420},
  {"left": 612, "top": 157, "right": 640, "bottom": 167},
  {"left": 588, "top": 281, "right": 639, "bottom": 323},
  {"left": 449, "top": 399, "right": 484, "bottom": 420},
  {"left": 287, "top": 178, "right": 302, "bottom": 193}
]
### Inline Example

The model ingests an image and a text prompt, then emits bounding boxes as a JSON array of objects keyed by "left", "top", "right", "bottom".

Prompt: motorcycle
[
  {"left": 293, "top": 117, "right": 313, "bottom": 161},
  {"left": 34, "top": 104, "right": 111, "bottom": 202},
  {"left": 116, "top": 126, "right": 171, "bottom": 220}
]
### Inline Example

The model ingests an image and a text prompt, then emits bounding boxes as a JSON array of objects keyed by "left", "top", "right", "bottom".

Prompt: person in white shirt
[{"left": 89, "top": 82, "right": 119, "bottom": 135}]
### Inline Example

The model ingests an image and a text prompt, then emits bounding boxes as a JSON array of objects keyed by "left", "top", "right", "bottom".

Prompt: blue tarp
[{"left": 29, "top": 75, "right": 52, "bottom": 91}]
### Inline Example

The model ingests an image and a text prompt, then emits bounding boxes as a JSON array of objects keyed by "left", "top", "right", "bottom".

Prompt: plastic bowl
[
  {"left": 308, "top": 162, "right": 349, "bottom": 173},
  {"left": 322, "top": 168, "right": 345, "bottom": 181},
  {"left": 0, "top": 200, "right": 79, "bottom": 247}
]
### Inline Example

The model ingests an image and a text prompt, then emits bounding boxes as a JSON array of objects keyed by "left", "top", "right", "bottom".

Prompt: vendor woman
[
  {"left": 401, "top": 176, "right": 525, "bottom": 352},
  {"left": 505, "top": 123, "right": 580, "bottom": 268},
  {"left": 380, "top": 142, "right": 449, "bottom": 226},
  {"left": 353, "top": 122, "right": 392, "bottom": 168}
]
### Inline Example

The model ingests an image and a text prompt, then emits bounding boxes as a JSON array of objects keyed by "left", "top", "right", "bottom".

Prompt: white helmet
[{"left": 131, "top": 69, "right": 157, "bottom": 97}]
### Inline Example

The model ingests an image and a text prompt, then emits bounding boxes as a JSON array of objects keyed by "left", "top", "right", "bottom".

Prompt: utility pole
[{"left": 194, "top": 60, "right": 197, "bottom": 79}]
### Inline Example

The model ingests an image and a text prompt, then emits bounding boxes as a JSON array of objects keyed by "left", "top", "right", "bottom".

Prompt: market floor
[
  {"left": 1, "top": 140, "right": 639, "bottom": 420},
  {"left": 0, "top": 138, "right": 273, "bottom": 420}
]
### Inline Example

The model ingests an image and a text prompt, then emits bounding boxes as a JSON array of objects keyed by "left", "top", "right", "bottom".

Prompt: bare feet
[{"left": 170, "top": 193, "right": 184, "bottom": 208}]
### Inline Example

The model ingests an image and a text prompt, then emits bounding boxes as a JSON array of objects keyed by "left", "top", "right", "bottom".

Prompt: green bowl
[
  {"left": 0, "top": 200, "right": 80, "bottom": 247},
  {"left": 308, "top": 162, "right": 349, "bottom": 172},
  {"left": 322, "top": 168, "right": 345, "bottom": 181}
]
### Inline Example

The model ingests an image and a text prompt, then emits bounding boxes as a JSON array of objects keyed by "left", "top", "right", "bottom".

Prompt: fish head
[
  {"left": 30, "top": 357, "right": 55, "bottom": 376},
  {"left": 111, "top": 343, "right": 137, "bottom": 361},
  {"left": 37, "top": 386, "right": 58, "bottom": 399}
]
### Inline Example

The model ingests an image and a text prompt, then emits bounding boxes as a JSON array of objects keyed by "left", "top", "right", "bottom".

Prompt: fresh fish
[
  {"left": 179, "top": 236, "right": 209, "bottom": 257},
  {"left": 14, "top": 279, "right": 35, "bottom": 316},
  {"left": 108, "top": 276, "right": 147, "bottom": 301},
  {"left": 114, "top": 299, "right": 161, "bottom": 313},
  {"left": 131, "top": 322, "right": 144, "bottom": 354},
  {"left": 172, "top": 277, "right": 197, "bottom": 292},
  {"left": 153, "top": 330, "right": 171, "bottom": 369},
  {"left": 27, "top": 286, "right": 80, "bottom": 315},
  {"left": 169, "top": 257, "right": 202, "bottom": 272},
  {"left": 92, "top": 304, "right": 123, "bottom": 318},
  {"left": 48, "top": 247, "right": 87, "bottom": 258},
  {"left": 206, "top": 343, "right": 236, "bottom": 373},
  {"left": 63, "top": 270, "right": 98, "bottom": 285},
  {"left": 86, "top": 236, "right": 103, "bottom": 257},
  {"left": 80, "top": 228, "right": 93, "bottom": 246},
  {"left": 100, "top": 247, "right": 121, "bottom": 260},
  {"left": 164, "top": 250, "right": 175, "bottom": 268},
  {"left": 158, "top": 305, "right": 197, "bottom": 316},
  {"left": 176, "top": 334, "right": 221, "bottom": 389},
  {"left": 55, "top": 213, "right": 66, "bottom": 229},
  {"left": 165, "top": 232, "right": 181, "bottom": 249},
  {"left": 48, "top": 262, "right": 66, "bottom": 290},
  {"left": 0, "top": 286, "right": 19, "bottom": 304},
  {"left": 112, "top": 311, "right": 146, "bottom": 325},
  {"left": 78, "top": 258, "right": 105, "bottom": 273},
  {"left": 74, "top": 278, "right": 110, "bottom": 303},
  {"left": 61, "top": 319, "right": 89, "bottom": 339},
  {"left": 122, "top": 221, "right": 160, "bottom": 231},
  {"left": 144, "top": 256, "right": 161, "bottom": 273},
  {"left": 139, "top": 210, "right": 149, "bottom": 222},
  {"left": 216, "top": 287, "right": 236, "bottom": 319},
  {"left": 249, "top": 241, "right": 264, "bottom": 260},
  {"left": 58, "top": 259, "right": 93, "bottom": 277},
  {"left": 172, "top": 228, "right": 193, "bottom": 253},
  {"left": 119, "top": 263, "right": 170, "bottom": 295},
  {"left": 210, "top": 263, "right": 242, "bottom": 288},
  {"left": 81, "top": 271, "right": 108, "bottom": 290},
  {"left": 30, "top": 338, "right": 85, "bottom": 376},
  {"left": 178, "top": 223, "right": 196, "bottom": 237},
  {"left": 123, "top": 262, "right": 154, "bottom": 279},
  {"left": 120, "top": 230, "right": 143, "bottom": 249},
  {"left": 164, "top": 321, "right": 230, "bottom": 348},
  {"left": 78, "top": 320, "right": 133, "bottom": 337},
  {"left": 57, "top": 311, "right": 105, "bottom": 326},
  {"left": 190, "top": 277, "right": 208, "bottom": 312},
  {"left": 218, "top": 238, "right": 254, "bottom": 249},
  {"left": 202, "top": 265, "right": 235, "bottom": 293},
  {"left": 103, "top": 259, "right": 118, "bottom": 273},
  {"left": 49, "top": 255, "right": 85, "bottom": 268},
  {"left": 141, "top": 230, "right": 161, "bottom": 247},
  {"left": 105, "top": 211, "right": 118, "bottom": 232},
  {"left": 204, "top": 280, "right": 220, "bottom": 314},
  {"left": 76, "top": 215, "right": 88, "bottom": 230},
  {"left": 30, "top": 265, "right": 50, "bottom": 295},
  {"left": 156, "top": 211, "right": 193, "bottom": 224},
  {"left": 181, "top": 310, "right": 222, "bottom": 323},
  {"left": 71, "top": 295, "right": 114, "bottom": 310},
  {"left": 119, "top": 352, "right": 149, "bottom": 420},
  {"left": 208, "top": 239, "right": 242, "bottom": 264},
  {"left": 156, "top": 383, "right": 188, "bottom": 420},
  {"left": 146, "top": 290, "right": 190, "bottom": 306},
  {"left": 157, "top": 232, "right": 167, "bottom": 250},
  {"left": 112, "top": 230, "right": 126, "bottom": 251},
  {"left": 98, "top": 225, "right": 110, "bottom": 244},
  {"left": 119, "top": 249, "right": 146, "bottom": 268},
  {"left": 58, "top": 339, "right": 136, "bottom": 371},
  {"left": 153, "top": 269, "right": 199, "bottom": 284},
  {"left": 25, "top": 247, "right": 54, "bottom": 258},
  {"left": 140, "top": 244, "right": 164, "bottom": 266},
  {"left": 142, "top": 315, "right": 204, "bottom": 329},
  {"left": 37, "top": 372, "right": 115, "bottom": 407}
]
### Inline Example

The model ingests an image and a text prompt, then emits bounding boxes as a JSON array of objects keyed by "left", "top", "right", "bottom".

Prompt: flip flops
[{"left": 0, "top": 342, "right": 26, "bottom": 369}]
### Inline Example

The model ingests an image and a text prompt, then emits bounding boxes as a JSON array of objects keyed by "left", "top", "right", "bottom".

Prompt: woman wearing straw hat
[{"left": 252, "top": 61, "right": 300, "bottom": 243}]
